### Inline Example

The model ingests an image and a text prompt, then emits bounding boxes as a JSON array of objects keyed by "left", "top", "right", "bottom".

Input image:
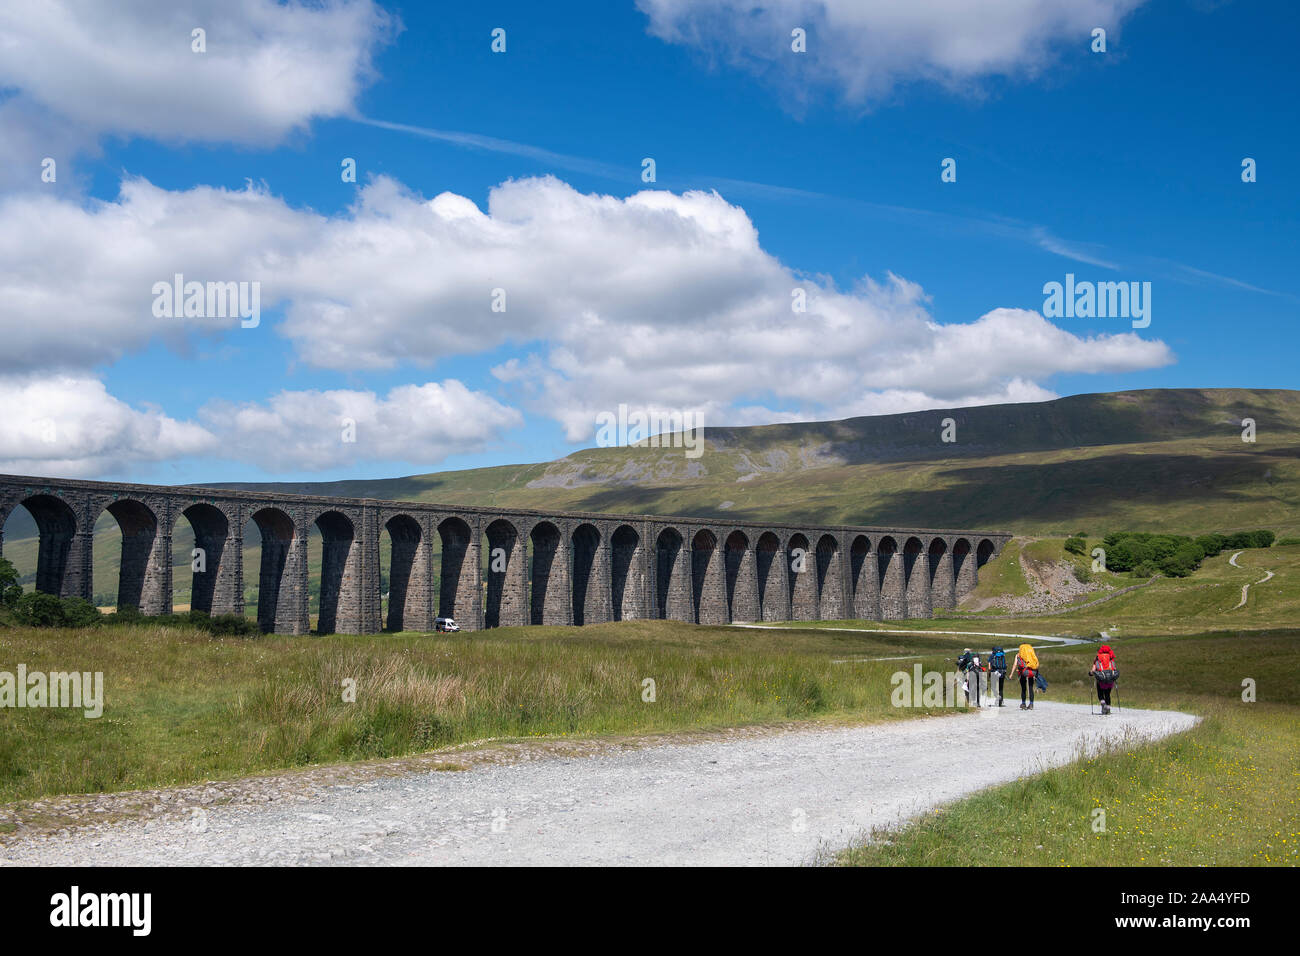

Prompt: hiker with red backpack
[
  {"left": 1011, "top": 643, "right": 1039, "bottom": 710},
  {"left": 1090, "top": 644, "right": 1119, "bottom": 715}
]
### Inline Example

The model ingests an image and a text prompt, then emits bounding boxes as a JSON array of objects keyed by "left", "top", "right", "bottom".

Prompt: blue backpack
[{"left": 989, "top": 647, "right": 1007, "bottom": 671}]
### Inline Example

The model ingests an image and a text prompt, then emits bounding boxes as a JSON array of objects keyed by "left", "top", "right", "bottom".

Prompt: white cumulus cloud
[
  {"left": 0, "top": 0, "right": 395, "bottom": 189},
  {"left": 0, "top": 173, "right": 1174, "bottom": 455},
  {"left": 637, "top": 0, "right": 1146, "bottom": 106}
]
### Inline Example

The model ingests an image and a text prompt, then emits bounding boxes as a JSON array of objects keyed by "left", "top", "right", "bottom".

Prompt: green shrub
[
  {"left": 1063, "top": 536, "right": 1086, "bottom": 556},
  {"left": 60, "top": 597, "right": 102, "bottom": 628},
  {"left": 207, "top": 613, "right": 261, "bottom": 637},
  {"left": 13, "top": 591, "right": 67, "bottom": 627},
  {"left": 1278, "top": 537, "right": 1300, "bottom": 546}
]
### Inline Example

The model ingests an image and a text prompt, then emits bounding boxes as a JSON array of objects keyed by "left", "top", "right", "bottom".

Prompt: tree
[{"left": 0, "top": 557, "right": 21, "bottom": 607}]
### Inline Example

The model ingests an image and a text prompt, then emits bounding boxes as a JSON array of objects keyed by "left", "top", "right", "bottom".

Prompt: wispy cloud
[{"left": 353, "top": 114, "right": 1286, "bottom": 298}]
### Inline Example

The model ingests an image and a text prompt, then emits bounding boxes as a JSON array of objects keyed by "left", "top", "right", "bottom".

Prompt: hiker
[
  {"left": 956, "top": 648, "right": 981, "bottom": 707},
  {"left": 1010, "top": 643, "right": 1039, "bottom": 710},
  {"left": 1090, "top": 644, "right": 1119, "bottom": 715},
  {"left": 987, "top": 645, "right": 1007, "bottom": 707}
]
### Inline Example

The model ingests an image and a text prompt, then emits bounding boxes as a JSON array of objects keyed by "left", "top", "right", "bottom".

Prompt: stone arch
[
  {"left": 928, "top": 537, "right": 955, "bottom": 612},
  {"left": 175, "top": 502, "right": 234, "bottom": 617},
  {"left": 815, "top": 533, "right": 844, "bottom": 620},
  {"left": 976, "top": 538, "right": 996, "bottom": 569},
  {"left": 610, "top": 524, "right": 643, "bottom": 621},
  {"left": 530, "top": 521, "right": 567, "bottom": 625},
  {"left": 250, "top": 507, "right": 296, "bottom": 633},
  {"left": 724, "top": 530, "right": 758, "bottom": 623},
  {"left": 787, "top": 532, "right": 815, "bottom": 621},
  {"left": 756, "top": 531, "right": 786, "bottom": 622},
  {"left": 484, "top": 518, "right": 524, "bottom": 629},
  {"left": 14, "top": 493, "right": 80, "bottom": 599},
  {"left": 952, "top": 537, "right": 975, "bottom": 599},
  {"left": 438, "top": 516, "right": 477, "bottom": 627},
  {"left": 877, "top": 535, "right": 905, "bottom": 619},
  {"left": 312, "top": 510, "right": 359, "bottom": 634},
  {"left": 571, "top": 523, "right": 606, "bottom": 626},
  {"left": 655, "top": 527, "right": 691, "bottom": 622},
  {"left": 849, "top": 534, "right": 878, "bottom": 620},
  {"left": 385, "top": 514, "right": 429, "bottom": 632},
  {"left": 101, "top": 498, "right": 166, "bottom": 614},
  {"left": 691, "top": 528, "right": 726, "bottom": 625},
  {"left": 902, "top": 536, "right": 931, "bottom": 619}
]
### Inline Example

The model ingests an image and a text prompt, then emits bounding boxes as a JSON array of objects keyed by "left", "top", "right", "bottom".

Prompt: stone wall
[{"left": 0, "top": 473, "right": 1011, "bottom": 634}]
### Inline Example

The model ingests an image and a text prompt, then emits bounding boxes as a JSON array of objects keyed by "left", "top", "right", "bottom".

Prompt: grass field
[
  {"left": 837, "top": 630, "right": 1300, "bottom": 866},
  {"left": 0, "top": 619, "right": 977, "bottom": 805}
]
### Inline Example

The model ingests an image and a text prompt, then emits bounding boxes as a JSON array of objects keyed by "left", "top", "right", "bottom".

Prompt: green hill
[
  {"left": 4, "top": 387, "right": 1299, "bottom": 606},
  {"left": 208, "top": 386, "right": 1300, "bottom": 532}
]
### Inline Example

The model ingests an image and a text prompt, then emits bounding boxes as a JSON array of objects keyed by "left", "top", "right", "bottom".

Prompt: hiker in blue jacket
[{"left": 987, "top": 646, "right": 1007, "bottom": 707}]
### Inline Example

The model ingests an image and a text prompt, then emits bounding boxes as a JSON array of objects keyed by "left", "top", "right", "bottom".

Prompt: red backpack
[{"left": 1094, "top": 645, "right": 1118, "bottom": 682}]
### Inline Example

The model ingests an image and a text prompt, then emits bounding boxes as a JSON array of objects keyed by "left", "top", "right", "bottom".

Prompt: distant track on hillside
[{"left": 1229, "top": 550, "right": 1276, "bottom": 610}]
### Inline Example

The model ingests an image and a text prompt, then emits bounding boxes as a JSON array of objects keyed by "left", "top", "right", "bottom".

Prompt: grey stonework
[{"left": 0, "top": 474, "right": 1010, "bottom": 635}]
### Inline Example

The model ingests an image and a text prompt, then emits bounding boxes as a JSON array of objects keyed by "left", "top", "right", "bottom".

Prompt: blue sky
[{"left": 0, "top": 0, "right": 1295, "bottom": 485}]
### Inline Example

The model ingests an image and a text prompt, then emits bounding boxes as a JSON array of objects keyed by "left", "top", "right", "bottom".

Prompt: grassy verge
[
  {"left": 0, "top": 619, "right": 976, "bottom": 804},
  {"left": 838, "top": 631, "right": 1300, "bottom": 866}
]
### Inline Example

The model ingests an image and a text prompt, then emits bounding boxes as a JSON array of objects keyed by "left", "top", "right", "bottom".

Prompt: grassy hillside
[
  {"left": 4, "top": 388, "right": 1299, "bottom": 603},
  {"left": 210, "top": 387, "right": 1300, "bottom": 533}
]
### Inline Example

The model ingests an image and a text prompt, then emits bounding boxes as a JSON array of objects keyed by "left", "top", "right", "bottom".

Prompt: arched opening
[
  {"left": 756, "top": 531, "right": 783, "bottom": 621},
  {"left": 5, "top": 494, "right": 79, "bottom": 599},
  {"left": 530, "top": 521, "right": 565, "bottom": 625},
  {"left": 174, "top": 503, "right": 232, "bottom": 617},
  {"left": 101, "top": 499, "right": 163, "bottom": 614},
  {"left": 571, "top": 523, "right": 603, "bottom": 626},
  {"left": 903, "top": 536, "right": 930, "bottom": 619},
  {"left": 484, "top": 518, "right": 523, "bottom": 629},
  {"left": 928, "top": 537, "right": 954, "bottom": 612},
  {"left": 815, "top": 534, "right": 843, "bottom": 620},
  {"left": 724, "top": 530, "right": 756, "bottom": 622},
  {"left": 385, "top": 514, "right": 427, "bottom": 631},
  {"left": 438, "top": 517, "right": 475, "bottom": 626},
  {"left": 311, "top": 511, "right": 357, "bottom": 634},
  {"left": 250, "top": 507, "right": 295, "bottom": 633},
  {"left": 788, "top": 533, "right": 815, "bottom": 621},
  {"left": 849, "top": 535, "right": 875, "bottom": 619},
  {"left": 952, "top": 537, "right": 975, "bottom": 599},
  {"left": 691, "top": 529, "right": 725, "bottom": 624},
  {"left": 877, "top": 535, "right": 904, "bottom": 620},
  {"left": 976, "top": 538, "right": 996, "bottom": 569},
  {"left": 655, "top": 527, "right": 690, "bottom": 621},
  {"left": 610, "top": 525, "right": 642, "bottom": 621}
]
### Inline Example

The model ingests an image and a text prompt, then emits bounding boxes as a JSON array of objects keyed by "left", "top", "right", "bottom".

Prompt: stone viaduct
[{"left": 0, "top": 474, "right": 1010, "bottom": 635}]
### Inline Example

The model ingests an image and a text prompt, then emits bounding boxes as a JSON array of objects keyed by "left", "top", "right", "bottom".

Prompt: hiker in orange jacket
[
  {"left": 1090, "top": 644, "right": 1118, "bottom": 715},
  {"left": 1011, "top": 643, "right": 1038, "bottom": 710}
]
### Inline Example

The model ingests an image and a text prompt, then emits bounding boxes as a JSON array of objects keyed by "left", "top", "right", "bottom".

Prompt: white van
[{"left": 435, "top": 617, "right": 460, "bottom": 633}]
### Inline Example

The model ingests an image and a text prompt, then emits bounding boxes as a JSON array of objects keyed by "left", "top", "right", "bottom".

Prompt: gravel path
[
  {"left": 1228, "top": 549, "right": 1275, "bottom": 609},
  {"left": 1, "top": 702, "right": 1196, "bottom": 866}
]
